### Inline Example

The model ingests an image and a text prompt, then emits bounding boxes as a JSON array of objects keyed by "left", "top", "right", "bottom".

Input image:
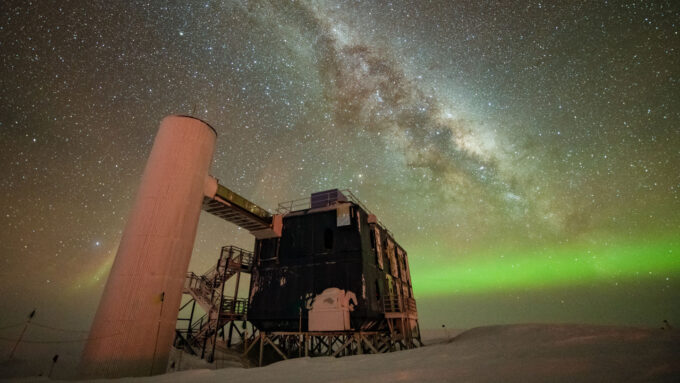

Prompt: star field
[{"left": 0, "top": 0, "right": 679, "bottom": 338}]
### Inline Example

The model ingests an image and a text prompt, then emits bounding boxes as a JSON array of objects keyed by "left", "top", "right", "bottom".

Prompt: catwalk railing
[{"left": 276, "top": 189, "right": 373, "bottom": 215}]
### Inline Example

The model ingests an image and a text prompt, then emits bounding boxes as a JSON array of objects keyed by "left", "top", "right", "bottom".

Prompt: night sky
[{"left": 1, "top": 0, "right": 679, "bottom": 351}]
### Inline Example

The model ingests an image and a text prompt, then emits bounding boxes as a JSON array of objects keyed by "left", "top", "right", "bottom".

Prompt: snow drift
[{"left": 4, "top": 323, "right": 679, "bottom": 382}]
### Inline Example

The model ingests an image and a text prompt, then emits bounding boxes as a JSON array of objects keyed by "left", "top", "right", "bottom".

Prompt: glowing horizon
[{"left": 412, "top": 236, "right": 679, "bottom": 297}]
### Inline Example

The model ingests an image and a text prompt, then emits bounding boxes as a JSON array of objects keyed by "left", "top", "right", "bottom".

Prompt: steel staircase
[{"left": 175, "top": 246, "right": 253, "bottom": 359}]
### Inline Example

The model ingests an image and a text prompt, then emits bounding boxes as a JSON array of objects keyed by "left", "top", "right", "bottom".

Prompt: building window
[
  {"left": 324, "top": 228, "right": 333, "bottom": 250},
  {"left": 375, "top": 279, "right": 381, "bottom": 301}
]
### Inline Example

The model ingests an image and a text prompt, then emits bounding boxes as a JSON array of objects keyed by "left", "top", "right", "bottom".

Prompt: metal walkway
[{"left": 202, "top": 183, "right": 275, "bottom": 234}]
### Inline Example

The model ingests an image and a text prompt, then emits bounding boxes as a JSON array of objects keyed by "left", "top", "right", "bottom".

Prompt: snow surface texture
[{"left": 5, "top": 324, "right": 680, "bottom": 382}]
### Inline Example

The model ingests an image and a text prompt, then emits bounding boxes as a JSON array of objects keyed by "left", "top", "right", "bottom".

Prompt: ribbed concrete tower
[{"left": 80, "top": 116, "right": 216, "bottom": 378}]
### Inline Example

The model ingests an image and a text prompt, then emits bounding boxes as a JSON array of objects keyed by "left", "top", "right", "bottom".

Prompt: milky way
[{"left": 0, "top": 0, "right": 679, "bottom": 354}]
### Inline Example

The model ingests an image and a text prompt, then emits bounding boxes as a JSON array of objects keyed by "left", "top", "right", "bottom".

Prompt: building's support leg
[
  {"left": 187, "top": 300, "right": 196, "bottom": 337},
  {"left": 400, "top": 318, "right": 409, "bottom": 349},
  {"left": 243, "top": 331, "right": 260, "bottom": 357},
  {"left": 332, "top": 336, "right": 354, "bottom": 357},
  {"left": 361, "top": 335, "right": 379, "bottom": 354},
  {"left": 201, "top": 329, "right": 208, "bottom": 360},
  {"left": 209, "top": 326, "right": 219, "bottom": 362},
  {"left": 386, "top": 320, "right": 395, "bottom": 351},
  {"left": 243, "top": 329, "right": 249, "bottom": 355},
  {"left": 231, "top": 323, "right": 244, "bottom": 348},
  {"left": 318, "top": 336, "right": 325, "bottom": 355},
  {"left": 316, "top": 336, "right": 328, "bottom": 355},
  {"left": 273, "top": 335, "right": 282, "bottom": 356},
  {"left": 328, "top": 336, "right": 336, "bottom": 355},
  {"left": 265, "top": 337, "right": 288, "bottom": 361},
  {"left": 304, "top": 334, "right": 309, "bottom": 357},
  {"left": 327, "top": 336, "right": 335, "bottom": 356},
  {"left": 227, "top": 322, "right": 235, "bottom": 347},
  {"left": 355, "top": 334, "right": 363, "bottom": 355},
  {"left": 258, "top": 333, "right": 265, "bottom": 367}
]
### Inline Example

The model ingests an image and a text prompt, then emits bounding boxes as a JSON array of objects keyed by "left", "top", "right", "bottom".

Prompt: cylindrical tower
[{"left": 80, "top": 116, "right": 216, "bottom": 378}]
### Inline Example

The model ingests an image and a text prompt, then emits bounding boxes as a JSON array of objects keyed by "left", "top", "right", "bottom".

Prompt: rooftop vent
[{"left": 310, "top": 189, "right": 347, "bottom": 209}]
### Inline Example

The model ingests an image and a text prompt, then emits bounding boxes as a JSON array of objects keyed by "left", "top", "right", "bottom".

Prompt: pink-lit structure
[
  {"left": 80, "top": 116, "right": 217, "bottom": 378},
  {"left": 80, "top": 115, "right": 418, "bottom": 377}
]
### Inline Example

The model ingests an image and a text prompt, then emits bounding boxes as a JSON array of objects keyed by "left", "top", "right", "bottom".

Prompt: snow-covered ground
[{"left": 5, "top": 324, "right": 680, "bottom": 382}]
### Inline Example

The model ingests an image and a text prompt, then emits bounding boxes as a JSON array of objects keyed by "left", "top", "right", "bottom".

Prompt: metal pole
[
  {"left": 298, "top": 307, "right": 303, "bottom": 357},
  {"left": 201, "top": 331, "right": 207, "bottom": 360},
  {"left": 150, "top": 292, "right": 165, "bottom": 375},
  {"left": 227, "top": 322, "right": 232, "bottom": 347},
  {"left": 232, "top": 248, "right": 242, "bottom": 303},
  {"left": 210, "top": 247, "right": 230, "bottom": 361},
  {"left": 228, "top": 248, "right": 242, "bottom": 350},
  {"left": 305, "top": 334, "right": 309, "bottom": 357},
  {"left": 187, "top": 300, "right": 196, "bottom": 337},
  {"left": 9, "top": 309, "right": 35, "bottom": 360},
  {"left": 243, "top": 329, "right": 248, "bottom": 356},
  {"left": 48, "top": 354, "right": 59, "bottom": 378},
  {"left": 356, "top": 334, "right": 363, "bottom": 355},
  {"left": 259, "top": 333, "right": 265, "bottom": 366}
]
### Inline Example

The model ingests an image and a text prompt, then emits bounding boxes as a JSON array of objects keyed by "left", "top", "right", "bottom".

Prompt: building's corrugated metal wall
[{"left": 249, "top": 203, "right": 413, "bottom": 331}]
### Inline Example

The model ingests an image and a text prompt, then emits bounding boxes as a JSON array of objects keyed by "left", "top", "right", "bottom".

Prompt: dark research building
[{"left": 248, "top": 189, "right": 419, "bottom": 340}]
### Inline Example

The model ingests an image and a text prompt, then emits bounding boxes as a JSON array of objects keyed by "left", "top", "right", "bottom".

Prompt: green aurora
[{"left": 413, "top": 236, "right": 680, "bottom": 297}]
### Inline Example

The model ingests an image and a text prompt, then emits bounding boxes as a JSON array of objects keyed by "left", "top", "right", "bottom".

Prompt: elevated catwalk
[{"left": 202, "top": 180, "right": 282, "bottom": 239}]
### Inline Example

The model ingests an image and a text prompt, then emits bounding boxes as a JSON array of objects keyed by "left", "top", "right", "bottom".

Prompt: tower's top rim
[{"left": 169, "top": 115, "right": 218, "bottom": 137}]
